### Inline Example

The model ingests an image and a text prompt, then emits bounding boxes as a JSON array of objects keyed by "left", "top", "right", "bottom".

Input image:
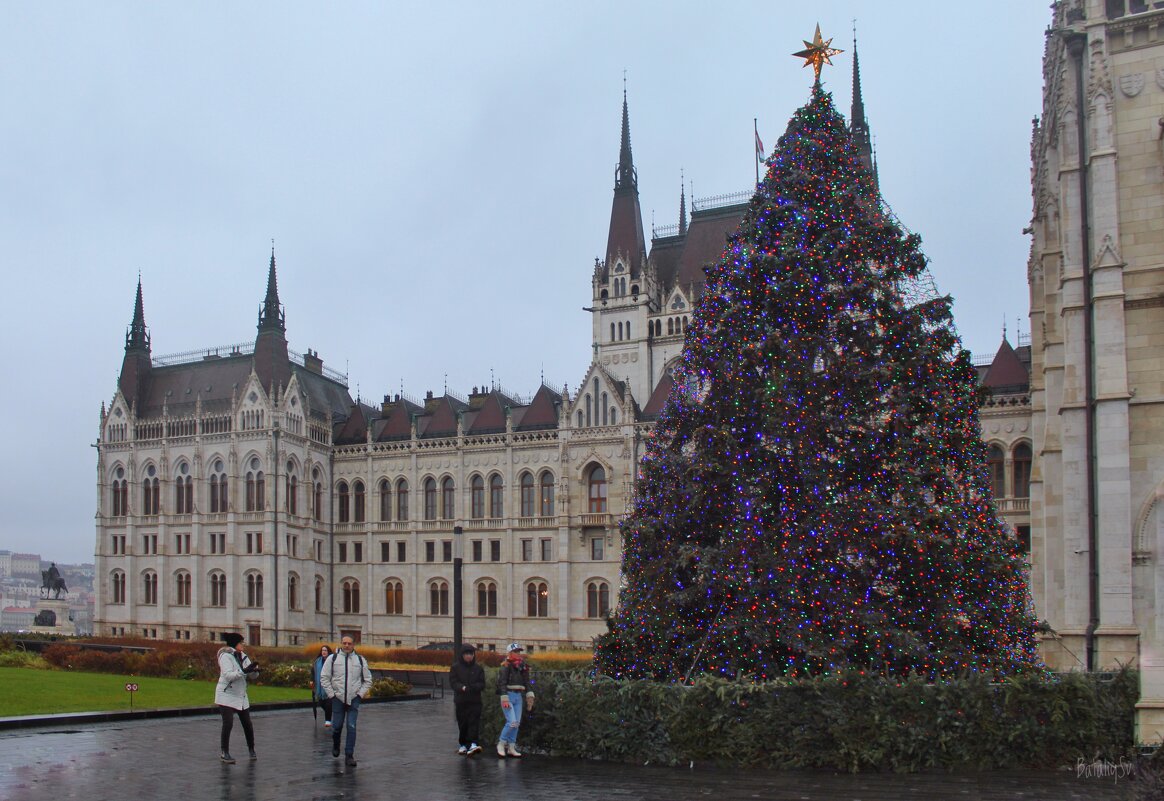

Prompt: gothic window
[
  {"left": 112, "top": 466, "right": 128, "bottom": 516},
  {"left": 314, "top": 577, "right": 324, "bottom": 612},
  {"left": 288, "top": 573, "right": 299, "bottom": 610},
  {"left": 602, "top": 392, "right": 609, "bottom": 425},
  {"left": 610, "top": 322, "right": 615, "bottom": 342},
  {"left": 313, "top": 470, "right": 323, "bottom": 522},
  {"left": 429, "top": 580, "right": 449, "bottom": 615},
  {"left": 396, "top": 479, "right": 410, "bottom": 521},
  {"left": 175, "top": 463, "right": 193, "bottom": 514},
  {"left": 210, "top": 572, "right": 227, "bottom": 607},
  {"left": 588, "top": 465, "right": 607, "bottom": 513},
  {"left": 489, "top": 474, "right": 504, "bottom": 518},
  {"left": 986, "top": 445, "right": 1006, "bottom": 498},
  {"left": 288, "top": 474, "right": 298, "bottom": 516},
  {"left": 210, "top": 460, "right": 228, "bottom": 514},
  {"left": 471, "top": 475, "right": 485, "bottom": 519},
  {"left": 353, "top": 480, "right": 366, "bottom": 523},
  {"left": 526, "top": 581, "right": 549, "bottom": 617},
  {"left": 246, "top": 458, "right": 265, "bottom": 512},
  {"left": 111, "top": 570, "right": 126, "bottom": 604},
  {"left": 342, "top": 580, "right": 360, "bottom": 613},
  {"left": 441, "top": 477, "right": 455, "bottom": 520},
  {"left": 175, "top": 571, "right": 191, "bottom": 606},
  {"left": 477, "top": 581, "right": 498, "bottom": 616},
  {"left": 585, "top": 394, "right": 592, "bottom": 427},
  {"left": 424, "top": 478, "right": 437, "bottom": 521},
  {"left": 540, "top": 471, "right": 555, "bottom": 517},
  {"left": 385, "top": 580, "right": 404, "bottom": 614},
  {"left": 379, "top": 479, "right": 391, "bottom": 521},
  {"left": 142, "top": 465, "right": 160, "bottom": 515},
  {"left": 626, "top": 321, "right": 631, "bottom": 338},
  {"left": 667, "top": 318, "right": 674, "bottom": 335},
  {"left": 337, "top": 481, "right": 350, "bottom": 523},
  {"left": 618, "top": 321, "right": 623, "bottom": 340},
  {"left": 520, "top": 472, "right": 535, "bottom": 517},
  {"left": 142, "top": 571, "right": 158, "bottom": 605},
  {"left": 246, "top": 572, "right": 264, "bottom": 608},
  {"left": 1012, "top": 443, "right": 1032, "bottom": 499},
  {"left": 587, "top": 581, "right": 610, "bottom": 618}
]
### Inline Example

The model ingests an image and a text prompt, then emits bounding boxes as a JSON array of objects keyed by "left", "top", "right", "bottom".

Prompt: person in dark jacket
[
  {"left": 495, "top": 642, "right": 534, "bottom": 758},
  {"left": 310, "top": 644, "right": 333, "bottom": 727},
  {"left": 448, "top": 643, "right": 486, "bottom": 755}
]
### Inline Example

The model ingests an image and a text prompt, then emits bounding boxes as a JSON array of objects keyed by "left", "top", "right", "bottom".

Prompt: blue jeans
[
  {"left": 498, "top": 691, "right": 523, "bottom": 744},
  {"left": 331, "top": 696, "right": 361, "bottom": 755}
]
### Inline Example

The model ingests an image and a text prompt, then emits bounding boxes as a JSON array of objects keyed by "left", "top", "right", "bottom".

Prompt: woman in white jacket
[{"left": 215, "top": 632, "right": 260, "bottom": 763}]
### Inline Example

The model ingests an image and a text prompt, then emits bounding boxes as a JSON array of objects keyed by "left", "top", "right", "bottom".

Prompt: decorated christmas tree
[{"left": 594, "top": 37, "right": 1038, "bottom": 682}]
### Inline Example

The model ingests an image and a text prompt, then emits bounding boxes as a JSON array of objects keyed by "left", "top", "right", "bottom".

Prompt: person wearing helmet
[
  {"left": 449, "top": 643, "right": 486, "bottom": 755},
  {"left": 495, "top": 642, "right": 534, "bottom": 758}
]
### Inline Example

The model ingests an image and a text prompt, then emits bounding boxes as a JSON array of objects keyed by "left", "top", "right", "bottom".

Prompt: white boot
[
  {"left": 496, "top": 742, "right": 507, "bottom": 758},
  {"left": 506, "top": 742, "right": 522, "bottom": 758}
]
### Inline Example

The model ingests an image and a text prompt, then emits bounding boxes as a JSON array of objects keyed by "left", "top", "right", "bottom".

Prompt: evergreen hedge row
[{"left": 479, "top": 669, "right": 1136, "bottom": 772}]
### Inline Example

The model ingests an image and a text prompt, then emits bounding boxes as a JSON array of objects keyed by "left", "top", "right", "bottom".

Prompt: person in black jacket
[
  {"left": 449, "top": 644, "right": 486, "bottom": 755},
  {"left": 495, "top": 642, "right": 534, "bottom": 758}
]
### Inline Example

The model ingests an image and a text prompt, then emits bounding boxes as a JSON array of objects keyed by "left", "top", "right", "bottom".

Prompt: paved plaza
[{"left": 0, "top": 697, "right": 1134, "bottom": 801}]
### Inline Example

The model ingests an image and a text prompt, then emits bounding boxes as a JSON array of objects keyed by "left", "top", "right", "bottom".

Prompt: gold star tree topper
[{"left": 792, "top": 24, "right": 843, "bottom": 81}]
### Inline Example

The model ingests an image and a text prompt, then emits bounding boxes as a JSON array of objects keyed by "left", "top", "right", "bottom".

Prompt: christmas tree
[{"left": 594, "top": 76, "right": 1039, "bottom": 682}]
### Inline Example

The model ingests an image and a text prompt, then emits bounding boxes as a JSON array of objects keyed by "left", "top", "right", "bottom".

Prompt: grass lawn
[{"left": 0, "top": 668, "right": 308, "bottom": 717}]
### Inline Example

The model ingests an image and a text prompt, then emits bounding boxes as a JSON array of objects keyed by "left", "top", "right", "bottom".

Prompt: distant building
[
  {"left": 9, "top": 553, "right": 41, "bottom": 579},
  {"left": 0, "top": 607, "right": 36, "bottom": 632}
]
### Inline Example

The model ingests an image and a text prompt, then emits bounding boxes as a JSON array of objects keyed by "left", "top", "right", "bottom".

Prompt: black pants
[
  {"left": 455, "top": 701, "right": 482, "bottom": 747},
  {"left": 219, "top": 705, "right": 255, "bottom": 752}
]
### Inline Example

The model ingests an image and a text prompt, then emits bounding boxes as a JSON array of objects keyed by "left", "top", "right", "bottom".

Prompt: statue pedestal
[{"left": 29, "top": 598, "right": 75, "bottom": 635}]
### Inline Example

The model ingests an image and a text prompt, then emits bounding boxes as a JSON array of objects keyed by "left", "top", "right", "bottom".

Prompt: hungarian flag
[{"left": 755, "top": 130, "right": 765, "bottom": 163}]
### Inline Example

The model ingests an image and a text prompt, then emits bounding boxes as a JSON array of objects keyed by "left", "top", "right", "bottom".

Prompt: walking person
[
  {"left": 310, "top": 644, "right": 333, "bottom": 728},
  {"left": 449, "top": 644, "right": 485, "bottom": 755},
  {"left": 215, "top": 632, "right": 260, "bottom": 763},
  {"left": 495, "top": 642, "right": 534, "bottom": 758},
  {"left": 320, "top": 636, "right": 372, "bottom": 767}
]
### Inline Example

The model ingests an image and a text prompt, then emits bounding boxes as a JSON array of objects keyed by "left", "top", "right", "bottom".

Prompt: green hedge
[{"left": 479, "top": 668, "right": 1136, "bottom": 772}]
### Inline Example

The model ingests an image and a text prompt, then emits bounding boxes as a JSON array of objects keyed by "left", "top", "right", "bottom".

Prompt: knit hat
[
  {"left": 221, "top": 632, "right": 244, "bottom": 648},
  {"left": 460, "top": 643, "right": 477, "bottom": 654},
  {"left": 506, "top": 642, "right": 523, "bottom": 653}
]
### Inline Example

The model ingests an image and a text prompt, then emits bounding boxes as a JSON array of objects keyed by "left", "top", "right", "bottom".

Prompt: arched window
[
  {"left": 175, "top": 571, "right": 191, "bottom": 606},
  {"left": 246, "top": 573, "right": 264, "bottom": 608},
  {"left": 342, "top": 580, "right": 360, "bottom": 613},
  {"left": 245, "top": 458, "right": 265, "bottom": 512},
  {"left": 337, "top": 481, "right": 350, "bottom": 523},
  {"left": 313, "top": 469, "right": 323, "bottom": 521},
  {"left": 175, "top": 463, "right": 193, "bottom": 514},
  {"left": 142, "top": 571, "right": 158, "bottom": 605},
  {"left": 986, "top": 445, "right": 1006, "bottom": 498},
  {"left": 540, "top": 471, "right": 555, "bottom": 517},
  {"left": 441, "top": 477, "right": 455, "bottom": 520},
  {"left": 423, "top": 478, "right": 437, "bottom": 520},
  {"left": 489, "top": 474, "right": 504, "bottom": 518},
  {"left": 576, "top": 410, "right": 583, "bottom": 428},
  {"left": 210, "top": 461, "right": 228, "bottom": 514},
  {"left": 602, "top": 391, "right": 609, "bottom": 425},
  {"left": 111, "top": 570, "right": 126, "bottom": 604},
  {"left": 112, "top": 467, "right": 128, "bottom": 516},
  {"left": 667, "top": 318, "right": 674, "bottom": 335},
  {"left": 682, "top": 316, "right": 688, "bottom": 331},
  {"left": 611, "top": 407, "right": 618, "bottom": 425},
  {"left": 587, "top": 581, "right": 610, "bottom": 618},
  {"left": 286, "top": 462, "right": 298, "bottom": 516},
  {"left": 353, "top": 481, "right": 366, "bottom": 523},
  {"left": 1012, "top": 443, "right": 1032, "bottom": 499},
  {"left": 210, "top": 572, "right": 227, "bottom": 607},
  {"left": 618, "top": 321, "right": 623, "bottom": 340},
  {"left": 142, "top": 465, "right": 160, "bottom": 515},
  {"left": 520, "top": 473, "right": 535, "bottom": 518},
  {"left": 379, "top": 479, "right": 391, "bottom": 521},
  {"left": 588, "top": 465, "right": 607, "bottom": 513},
  {"left": 476, "top": 581, "right": 497, "bottom": 617},
  {"left": 626, "top": 321, "right": 631, "bottom": 339},
  {"left": 385, "top": 581, "right": 403, "bottom": 615},
  {"left": 288, "top": 573, "right": 299, "bottom": 610},
  {"left": 429, "top": 580, "right": 449, "bottom": 615},
  {"left": 471, "top": 475, "right": 485, "bottom": 519},
  {"left": 314, "top": 577, "right": 324, "bottom": 612},
  {"left": 610, "top": 322, "right": 615, "bottom": 342},
  {"left": 396, "top": 479, "right": 410, "bottom": 521},
  {"left": 526, "top": 581, "right": 549, "bottom": 617}
]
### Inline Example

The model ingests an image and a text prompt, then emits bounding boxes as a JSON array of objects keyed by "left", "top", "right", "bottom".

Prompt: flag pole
[{"left": 754, "top": 118, "right": 760, "bottom": 185}]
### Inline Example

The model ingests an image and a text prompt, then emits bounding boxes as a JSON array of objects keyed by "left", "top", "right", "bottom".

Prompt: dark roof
[
  {"left": 671, "top": 204, "right": 747, "bottom": 296},
  {"left": 334, "top": 402, "right": 377, "bottom": 445},
  {"left": 982, "top": 339, "right": 1030, "bottom": 392},
  {"left": 641, "top": 373, "right": 674, "bottom": 420},
  {"left": 133, "top": 354, "right": 255, "bottom": 417},
  {"left": 418, "top": 395, "right": 468, "bottom": 438},
  {"left": 374, "top": 396, "right": 423, "bottom": 441},
  {"left": 516, "top": 384, "right": 561, "bottom": 430},
  {"left": 466, "top": 391, "right": 515, "bottom": 435}
]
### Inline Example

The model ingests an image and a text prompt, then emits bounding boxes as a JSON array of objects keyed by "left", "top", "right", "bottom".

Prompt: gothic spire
[
  {"left": 849, "top": 29, "right": 877, "bottom": 188},
  {"left": 258, "top": 245, "right": 285, "bottom": 333},
  {"left": 125, "top": 275, "right": 150, "bottom": 352},
  {"left": 678, "top": 172, "right": 688, "bottom": 236},
  {"left": 616, "top": 85, "right": 637, "bottom": 192},
  {"left": 605, "top": 85, "right": 647, "bottom": 276}
]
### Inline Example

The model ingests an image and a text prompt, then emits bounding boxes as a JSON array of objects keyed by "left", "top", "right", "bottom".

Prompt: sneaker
[
  {"left": 332, "top": 745, "right": 340, "bottom": 758},
  {"left": 324, "top": 721, "right": 332, "bottom": 728},
  {"left": 496, "top": 742, "right": 507, "bottom": 758},
  {"left": 248, "top": 749, "right": 258, "bottom": 760},
  {"left": 467, "top": 743, "right": 482, "bottom": 756},
  {"left": 457, "top": 745, "right": 468, "bottom": 755},
  {"left": 345, "top": 755, "right": 357, "bottom": 767},
  {"left": 506, "top": 742, "right": 523, "bottom": 758},
  {"left": 220, "top": 752, "right": 236, "bottom": 764}
]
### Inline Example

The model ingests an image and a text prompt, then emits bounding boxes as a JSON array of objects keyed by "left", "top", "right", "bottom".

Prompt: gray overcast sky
[{"left": 0, "top": 2, "right": 1050, "bottom": 564}]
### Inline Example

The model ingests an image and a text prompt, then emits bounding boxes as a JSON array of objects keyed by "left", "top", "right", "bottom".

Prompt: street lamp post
[{"left": 453, "top": 525, "right": 463, "bottom": 653}]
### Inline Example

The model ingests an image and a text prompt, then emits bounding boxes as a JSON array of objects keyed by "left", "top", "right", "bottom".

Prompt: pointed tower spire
[
  {"left": 679, "top": 170, "right": 688, "bottom": 236},
  {"left": 118, "top": 276, "right": 152, "bottom": 406},
  {"left": 258, "top": 245, "right": 285, "bottom": 333},
  {"left": 605, "top": 82, "right": 647, "bottom": 278},
  {"left": 126, "top": 275, "right": 150, "bottom": 352},
  {"left": 849, "top": 25, "right": 877, "bottom": 189}
]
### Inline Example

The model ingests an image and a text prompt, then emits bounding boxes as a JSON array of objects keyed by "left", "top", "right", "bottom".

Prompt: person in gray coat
[
  {"left": 320, "top": 636, "right": 372, "bottom": 766},
  {"left": 215, "top": 632, "right": 260, "bottom": 763}
]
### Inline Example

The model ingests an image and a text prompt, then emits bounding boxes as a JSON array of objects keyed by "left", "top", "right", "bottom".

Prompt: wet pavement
[{"left": 0, "top": 696, "right": 1134, "bottom": 801}]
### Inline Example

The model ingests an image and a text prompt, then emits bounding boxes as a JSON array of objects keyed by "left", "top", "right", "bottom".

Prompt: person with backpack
[
  {"left": 320, "top": 636, "right": 372, "bottom": 767},
  {"left": 448, "top": 643, "right": 485, "bottom": 755}
]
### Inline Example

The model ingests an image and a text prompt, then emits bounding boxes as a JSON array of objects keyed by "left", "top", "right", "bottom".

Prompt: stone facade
[{"left": 1028, "top": 0, "right": 1164, "bottom": 742}]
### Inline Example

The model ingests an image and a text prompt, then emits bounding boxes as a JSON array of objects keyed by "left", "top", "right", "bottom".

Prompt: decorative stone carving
[
  {"left": 1156, "top": 69, "right": 1164, "bottom": 91},
  {"left": 1119, "top": 73, "right": 1144, "bottom": 98},
  {"left": 1087, "top": 39, "right": 1113, "bottom": 107}
]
